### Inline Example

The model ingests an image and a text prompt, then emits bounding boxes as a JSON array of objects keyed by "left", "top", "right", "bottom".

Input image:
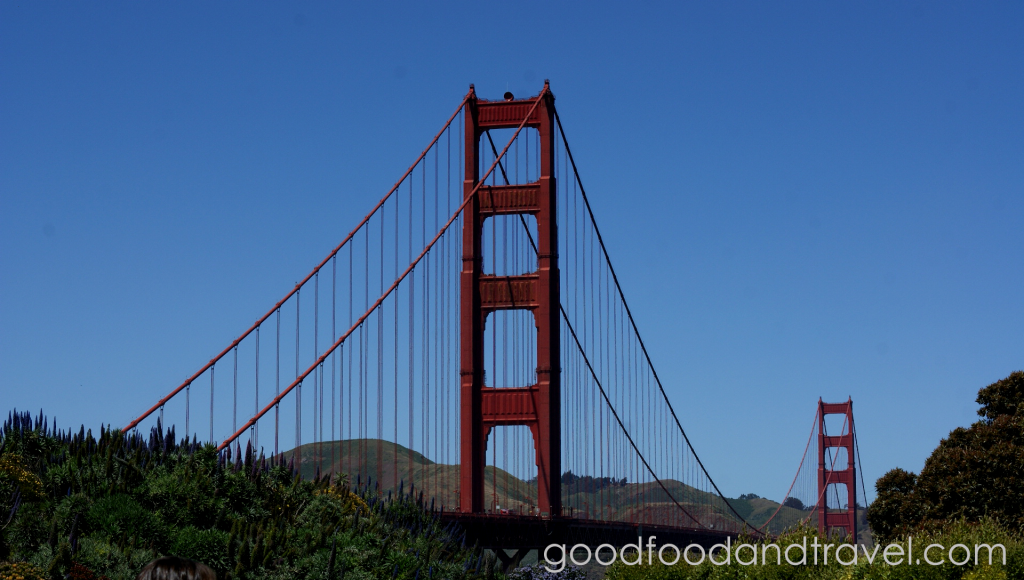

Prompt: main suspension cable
[
  {"left": 485, "top": 130, "right": 721, "bottom": 532},
  {"left": 218, "top": 87, "right": 548, "bottom": 451},
  {"left": 553, "top": 107, "right": 759, "bottom": 533},
  {"left": 124, "top": 91, "right": 473, "bottom": 433}
]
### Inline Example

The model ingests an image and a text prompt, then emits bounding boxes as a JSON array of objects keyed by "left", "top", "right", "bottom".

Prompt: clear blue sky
[{"left": 2, "top": 2, "right": 1022, "bottom": 501}]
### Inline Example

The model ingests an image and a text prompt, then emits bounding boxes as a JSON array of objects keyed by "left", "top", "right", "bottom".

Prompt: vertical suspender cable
[
  {"left": 378, "top": 196, "right": 385, "bottom": 487},
  {"left": 218, "top": 93, "right": 544, "bottom": 488},
  {"left": 185, "top": 383, "right": 190, "bottom": 440},
  {"left": 443, "top": 128, "right": 450, "bottom": 504},
  {"left": 454, "top": 111, "right": 462, "bottom": 504},
  {"left": 332, "top": 256, "right": 337, "bottom": 471},
  {"left": 554, "top": 109, "right": 757, "bottom": 533},
  {"left": 314, "top": 272, "right": 320, "bottom": 464},
  {"left": 254, "top": 326, "right": 260, "bottom": 448},
  {"left": 295, "top": 288, "right": 301, "bottom": 463},
  {"left": 422, "top": 153, "right": 429, "bottom": 501},
  {"left": 232, "top": 346, "right": 238, "bottom": 435},
  {"left": 434, "top": 142, "right": 441, "bottom": 502},
  {"left": 394, "top": 158, "right": 400, "bottom": 490},
  {"left": 361, "top": 227, "right": 368, "bottom": 469},
  {"left": 348, "top": 244, "right": 353, "bottom": 442},
  {"left": 403, "top": 174, "right": 411, "bottom": 491},
  {"left": 124, "top": 97, "right": 469, "bottom": 436},
  {"left": 210, "top": 366, "right": 215, "bottom": 444},
  {"left": 276, "top": 308, "right": 280, "bottom": 456}
]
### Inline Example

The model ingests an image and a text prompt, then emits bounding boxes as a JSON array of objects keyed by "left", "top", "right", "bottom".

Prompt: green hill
[
  {"left": 283, "top": 438, "right": 823, "bottom": 535},
  {"left": 283, "top": 438, "right": 527, "bottom": 513}
]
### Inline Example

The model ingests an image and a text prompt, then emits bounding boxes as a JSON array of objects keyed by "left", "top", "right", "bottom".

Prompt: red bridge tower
[
  {"left": 460, "top": 84, "right": 561, "bottom": 517},
  {"left": 817, "top": 398, "right": 857, "bottom": 541}
]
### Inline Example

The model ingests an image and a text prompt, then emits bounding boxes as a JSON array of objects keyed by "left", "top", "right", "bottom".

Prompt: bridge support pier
[{"left": 459, "top": 83, "right": 561, "bottom": 517}]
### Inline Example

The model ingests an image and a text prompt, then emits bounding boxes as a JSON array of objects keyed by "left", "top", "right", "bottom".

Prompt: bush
[
  {"left": 1007, "top": 546, "right": 1024, "bottom": 580},
  {"left": 1, "top": 410, "right": 491, "bottom": 580},
  {"left": 73, "top": 535, "right": 156, "bottom": 580},
  {"left": 144, "top": 460, "right": 219, "bottom": 529},
  {"left": 0, "top": 455, "right": 44, "bottom": 501},
  {"left": 170, "top": 527, "right": 229, "bottom": 574},
  {"left": 87, "top": 495, "right": 168, "bottom": 551},
  {"left": 0, "top": 561, "right": 46, "bottom": 580}
]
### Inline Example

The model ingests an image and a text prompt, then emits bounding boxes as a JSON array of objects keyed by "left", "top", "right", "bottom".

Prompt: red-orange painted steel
[
  {"left": 460, "top": 82, "right": 561, "bottom": 517},
  {"left": 123, "top": 93, "right": 472, "bottom": 435},
  {"left": 216, "top": 86, "right": 547, "bottom": 453},
  {"left": 817, "top": 398, "right": 857, "bottom": 542}
]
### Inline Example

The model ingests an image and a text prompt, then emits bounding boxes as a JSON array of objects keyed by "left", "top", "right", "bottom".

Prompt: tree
[
  {"left": 977, "top": 369, "right": 1024, "bottom": 421},
  {"left": 867, "top": 371, "right": 1024, "bottom": 543},
  {"left": 865, "top": 468, "right": 922, "bottom": 542},
  {"left": 782, "top": 497, "right": 805, "bottom": 511}
]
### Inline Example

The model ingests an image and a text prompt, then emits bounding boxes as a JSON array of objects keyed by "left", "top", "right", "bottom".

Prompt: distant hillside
[
  {"left": 283, "top": 438, "right": 537, "bottom": 512},
  {"left": 281, "top": 438, "right": 858, "bottom": 538}
]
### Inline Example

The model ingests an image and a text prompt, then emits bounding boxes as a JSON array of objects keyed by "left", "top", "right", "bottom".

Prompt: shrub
[
  {"left": 87, "top": 495, "right": 168, "bottom": 551},
  {"left": 73, "top": 536, "right": 157, "bottom": 580},
  {"left": 0, "top": 455, "right": 44, "bottom": 501},
  {"left": 1, "top": 411, "right": 490, "bottom": 580},
  {"left": 0, "top": 561, "right": 46, "bottom": 580},
  {"left": 170, "top": 527, "right": 229, "bottom": 574}
]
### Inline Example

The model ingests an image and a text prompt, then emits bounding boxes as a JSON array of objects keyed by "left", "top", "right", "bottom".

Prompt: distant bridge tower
[
  {"left": 459, "top": 83, "right": 561, "bottom": 517},
  {"left": 817, "top": 398, "right": 857, "bottom": 541}
]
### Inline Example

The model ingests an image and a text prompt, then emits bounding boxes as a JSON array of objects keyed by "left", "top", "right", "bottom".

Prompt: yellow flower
[
  {"left": 0, "top": 561, "right": 46, "bottom": 580},
  {"left": 0, "top": 454, "right": 44, "bottom": 500}
]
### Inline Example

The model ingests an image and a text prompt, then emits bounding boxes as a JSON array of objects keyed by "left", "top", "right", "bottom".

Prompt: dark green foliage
[
  {"left": 868, "top": 371, "right": 1024, "bottom": 544},
  {"left": 866, "top": 468, "right": 923, "bottom": 543},
  {"left": 88, "top": 495, "right": 168, "bottom": 551},
  {"left": 559, "top": 471, "right": 626, "bottom": 492},
  {"left": 977, "top": 370, "right": 1024, "bottom": 422},
  {"left": 169, "top": 527, "right": 229, "bottom": 571},
  {"left": 0, "top": 410, "right": 489, "bottom": 580},
  {"left": 782, "top": 497, "right": 806, "bottom": 511}
]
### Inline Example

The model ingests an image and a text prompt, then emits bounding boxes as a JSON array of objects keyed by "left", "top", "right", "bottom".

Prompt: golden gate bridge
[{"left": 120, "top": 82, "right": 867, "bottom": 560}]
